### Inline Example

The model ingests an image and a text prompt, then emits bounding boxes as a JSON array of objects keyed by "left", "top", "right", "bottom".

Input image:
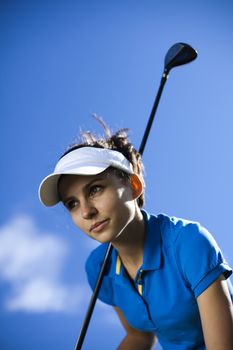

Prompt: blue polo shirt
[{"left": 85, "top": 210, "right": 233, "bottom": 349}]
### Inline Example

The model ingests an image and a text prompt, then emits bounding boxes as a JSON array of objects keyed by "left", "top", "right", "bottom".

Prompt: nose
[{"left": 80, "top": 200, "right": 97, "bottom": 220}]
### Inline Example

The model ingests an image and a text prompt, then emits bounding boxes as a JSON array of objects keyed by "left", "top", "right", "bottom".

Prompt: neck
[{"left": 111, "top": 208, "right": 145, "bottom": 269}]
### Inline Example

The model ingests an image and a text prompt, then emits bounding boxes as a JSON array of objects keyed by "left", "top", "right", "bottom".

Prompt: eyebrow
[
  {"left": 84, "top": 176, "right": 106, "bottom": 191},
  {"left": 61, "top": 176, "right": 106, "bottom": 204}
]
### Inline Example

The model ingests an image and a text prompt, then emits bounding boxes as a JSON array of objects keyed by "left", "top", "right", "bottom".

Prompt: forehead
[{"left": 57, "top": 170, "right": 125, "bottom": 198}]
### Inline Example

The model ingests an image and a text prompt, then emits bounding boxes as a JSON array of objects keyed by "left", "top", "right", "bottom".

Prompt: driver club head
[{"left": 164, "top": 42, "right": 198, "bottom": 73}]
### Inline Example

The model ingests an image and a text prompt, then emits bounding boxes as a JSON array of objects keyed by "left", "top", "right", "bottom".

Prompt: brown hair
[{"left": 61, "top": 116, "right": 145, "bottom": 207}]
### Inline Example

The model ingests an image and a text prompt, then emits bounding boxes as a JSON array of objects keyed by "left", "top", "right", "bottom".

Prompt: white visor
[{"left": 38, "top": 147, "right": 133, "bottom": 206}]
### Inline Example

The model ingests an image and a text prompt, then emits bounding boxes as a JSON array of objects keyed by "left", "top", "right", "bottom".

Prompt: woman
[{"left": 39, "top": 123, "right": 233, "bottom": 349}]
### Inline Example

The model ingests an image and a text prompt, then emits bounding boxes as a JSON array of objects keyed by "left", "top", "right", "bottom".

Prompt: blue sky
[{"left": 1, "top": 1, "right": 233, "bottom": 349}]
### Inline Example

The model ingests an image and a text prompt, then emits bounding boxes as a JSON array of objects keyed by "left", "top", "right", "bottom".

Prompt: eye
[
  {"left": 64, "top": 198, "right": 79, "bottom": 211},
  {"left": 89, "top": 185, "right": 103, "bottom": 197}
]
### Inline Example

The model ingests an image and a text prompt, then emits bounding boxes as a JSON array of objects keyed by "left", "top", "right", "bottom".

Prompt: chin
[{"left": 90, "top": 232, "right": 113, "bottom": 244}]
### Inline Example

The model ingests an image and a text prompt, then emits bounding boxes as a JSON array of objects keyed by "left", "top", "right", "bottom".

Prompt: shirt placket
[{"left": 115, "top": 255, "right": 157, "bottom": 329}]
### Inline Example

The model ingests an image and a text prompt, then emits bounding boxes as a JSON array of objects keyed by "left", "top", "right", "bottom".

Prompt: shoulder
[
  {"left": 143, "top": 210, "right": 213, "bottom": 252},
  {"left": 85, "top": 243, "right": 109, "bottom": 277},
  {"left": 85, "top": 243, "right": 116, "bottom": 305},
  {"left": 156, "top": 213, "right": 232, "bottom": 297},
  {"left": 155, "top": 212, "right": 217, "bottom": 248},
  {"left": 161, "top": 214, "right": 223, "bottom": 258},
  {"left": 157, "top": 212, "right": 227, "bottom": 265}
]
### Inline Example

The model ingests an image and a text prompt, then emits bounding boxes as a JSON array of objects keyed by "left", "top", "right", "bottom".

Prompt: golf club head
[{"left": 164, "top": 42, "right": 198, "bottom": 73}]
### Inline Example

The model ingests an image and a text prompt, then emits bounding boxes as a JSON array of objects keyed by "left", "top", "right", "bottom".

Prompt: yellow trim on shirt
[
  {"left": 116, "top": 255, "right": 121, "bottom": 275},
  {"left": 138, "top": 284, "right": 143, "bottom": 295},
  {"left": 116, "top": 255, "right": 143, "bottom": 295}
]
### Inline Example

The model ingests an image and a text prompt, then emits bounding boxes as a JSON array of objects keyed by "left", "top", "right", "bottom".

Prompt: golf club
[
  {"left": 74, "top": 42, "right": 198, "bottom": 350},
  {"left": 139, "top": 42, "right": 197, "bottom": 154}
]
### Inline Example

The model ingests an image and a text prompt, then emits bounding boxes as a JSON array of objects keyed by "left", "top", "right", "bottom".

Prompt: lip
[{"left": 90, "top": 219, "right": 109, "bottom": 233}]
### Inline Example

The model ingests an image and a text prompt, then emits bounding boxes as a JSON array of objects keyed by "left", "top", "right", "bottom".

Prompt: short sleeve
[
  {"left": 85, "top": 245, "right": 116, "bottom": 306},
  {"left": 174, "top": 222, "right": 232, "bottom": 298}
]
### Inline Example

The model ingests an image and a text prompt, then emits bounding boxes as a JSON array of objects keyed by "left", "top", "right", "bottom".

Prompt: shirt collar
[
  {"left": 108, "top": 210, "right": 162, "bottom": 279},
  {"left": 141, "top": 210, "right": 162, "bottom": 271}
]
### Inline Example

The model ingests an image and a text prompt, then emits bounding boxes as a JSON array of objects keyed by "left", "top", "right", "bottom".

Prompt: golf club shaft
[
  {"left": 75, "top": 243, "right": 113, "bottom": 350},
  {"left": 139, "top": 70, "right": 168, "bottom": 154},
  {"left": 74, "top": 69, "right": 169, "bottom": 350}
]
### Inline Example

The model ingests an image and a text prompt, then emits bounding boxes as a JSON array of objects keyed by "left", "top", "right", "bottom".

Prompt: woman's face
[{"left": 58, "top": 172, "right": 138, "bottom": 243}]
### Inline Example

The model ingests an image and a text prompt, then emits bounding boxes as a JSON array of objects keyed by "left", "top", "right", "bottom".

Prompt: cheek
[
  {"left": 70, "top": 212, "right": 83, "bottom": 229},
  {"left": 100, "top": 187, "right": 132, "bottom": 211},
  {"left": 70, "top": 214, "right": 92, "bottom": 238},
  {"left": 117, "top": 187, "right": 134, "bottom": 207},
  {"left": 110, "top": 188, "right": 136, "bottom": 220}
]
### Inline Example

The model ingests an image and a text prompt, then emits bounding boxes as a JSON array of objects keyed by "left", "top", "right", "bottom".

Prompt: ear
[{"left": 130, "top": 174, "right": 143, "bottom": 199}]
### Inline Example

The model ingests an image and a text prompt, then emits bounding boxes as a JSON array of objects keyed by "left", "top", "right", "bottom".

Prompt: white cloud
[
  {"left": 6, "top": 279, "right": 84, "bottom": 313},
  {"left": 0, "top": 215, "right": 87, "bottom": 313}
]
